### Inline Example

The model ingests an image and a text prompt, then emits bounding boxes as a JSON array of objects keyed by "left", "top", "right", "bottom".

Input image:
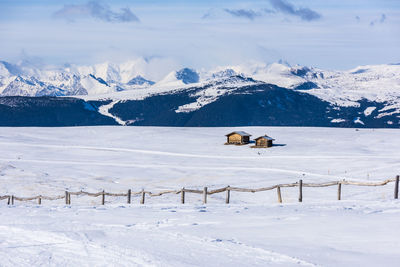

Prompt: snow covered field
[{"left": 1, "top": 126, "right": 400, "bottom": 266}]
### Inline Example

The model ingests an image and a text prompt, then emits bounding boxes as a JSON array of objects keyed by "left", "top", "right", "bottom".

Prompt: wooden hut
[
  {"left": 225, "top": 131, "right": 251, "bottom": 145},
  {"left": 251, "top": 135, "right": 275, "bottom": 148}
]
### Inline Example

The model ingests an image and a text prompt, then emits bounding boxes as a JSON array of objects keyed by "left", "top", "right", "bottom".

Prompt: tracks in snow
[
  {"left": 4, "top": 156, "right": 400, "bottom": 181},
  {"left": 1, "top": 141, "right": 399, "bottom": 160},
  {"left": 0, "top": 156, "right": 345, "bottom": 178},
  {"left": 0, "top": 217, "right": 317, "bottom": 266},
  {"left": 91, "top": 219, "right": 318, "bottom": 267},
  {"left": 0, "top": 225, "right": 159, "bottom": 266},
  {"left": 1, "top": 141, "right": 400, "bottom": 179}
]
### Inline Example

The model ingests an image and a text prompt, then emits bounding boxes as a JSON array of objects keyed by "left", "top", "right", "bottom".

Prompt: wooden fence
[{"left": 1, "top": 176, "right": 399, "bottom": 206}]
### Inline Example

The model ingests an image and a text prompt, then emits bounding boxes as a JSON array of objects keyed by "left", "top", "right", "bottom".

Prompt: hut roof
[
  {"left": 255, "top": 135, "right": 275, "bottom": 141},
  {"left": 225, "top": 131, "right": 252, "bottom": 137}
]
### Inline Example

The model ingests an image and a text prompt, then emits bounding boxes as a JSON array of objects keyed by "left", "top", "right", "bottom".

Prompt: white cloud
[{"left": 53, "top": 1, "right": 140, "bottom": 23}]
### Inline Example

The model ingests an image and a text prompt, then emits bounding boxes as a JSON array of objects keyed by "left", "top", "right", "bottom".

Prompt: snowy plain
[{"left": 0, "top": 126, "right": 400, "bottom": 266}]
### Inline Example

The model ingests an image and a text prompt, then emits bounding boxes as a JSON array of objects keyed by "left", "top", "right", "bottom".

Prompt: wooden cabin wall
[
  {"left": 267, "top": 140, "right": 273, "bottom": 147},
  {"left": 255, "top": 138, "right": 273, "bottom": 147},
  {"left": 228, "top": 134, "right": 242, "bottom": 143},
  {"left": 257, "top": 139, "right": 266, "bottom": 146}
]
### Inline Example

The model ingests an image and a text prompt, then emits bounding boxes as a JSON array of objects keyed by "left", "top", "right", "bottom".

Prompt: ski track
[
  {"left": 1, "top": 141, "right": 399, "bottom": 160},
  {"left": 2, "top": 141, "right": 400, "bottom": 181},
  {"left": 98, "top": 100, "right": 126, "bottom": 126},
  {"left": 1, "top": 156, "right": 391, "bottom": 181}
]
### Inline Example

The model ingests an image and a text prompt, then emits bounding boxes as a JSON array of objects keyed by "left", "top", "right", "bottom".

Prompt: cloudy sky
[{"left": 0, "top": 0, "right": 399, "bottom": 71}]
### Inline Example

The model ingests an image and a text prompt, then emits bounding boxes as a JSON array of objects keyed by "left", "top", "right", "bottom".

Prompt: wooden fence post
[
  {"left": 38, "top": 196, "right": 41, "bottom": 205},
  {"left": 140, "top": 190, "right": 145, "bottom": 204},
  {"left": 65, "top": 191, "right": 69, "bottom": 205},
  {"left": 101, "top": 190, "right": 105, "bottom": 205},
  {"left": 203, "top": 187, "right": 208, "bottom": 204},
  {"left": 127, "top": 189, "right": 131, "bottom": 204},
  {"left": 298, "top": 180, "right": 303, "bottom": 202},
  {"left": 11, "top": 195, "right": 14, "bottom": 205},
  {"left": 181, "top": 188, "right": 185, "bottom": 204},
  {"left": 338, "top": 182, "right": 342, "bottom": 200},
  {"left": 395, "top": 175, "right": 399, "bottom": 199},
  {"left": 277, "top": 186, "right": 282, "bottom": 203},
  {"left": 225, "top": 186, "right": 230, "bottom": 204}
]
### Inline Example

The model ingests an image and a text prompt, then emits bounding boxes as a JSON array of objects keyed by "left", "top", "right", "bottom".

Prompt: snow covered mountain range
[
  {"left": 1, "top": 60, "right": 399, "bottom": 104},
  {"left": 0, "top": 59, "right": 399, "bottom": 127}
]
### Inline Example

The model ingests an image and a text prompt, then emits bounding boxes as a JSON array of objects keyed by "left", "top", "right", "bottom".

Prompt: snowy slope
[
  {"left": 2, "top": 201, "right": 400, "bottom": 266},
  {"left": 175, "top": 75, "right": 261, "bottom": 113},
  {"left": 295, "top": 64, "right": 400, "bottom": 108},
  {"left": 222, "top": 62, "right": 400, "bottom": 108},
  {"left": 223, "top": 62, "right": 400, "bottom": 119},
  {"left": 0, "top": 126, "right": 400, "bottom": 266}
]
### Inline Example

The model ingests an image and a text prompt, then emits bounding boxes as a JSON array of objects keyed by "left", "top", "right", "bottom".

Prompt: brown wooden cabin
[
  {"left": 252, "top": 135, "right": 275, "bottom": 148},
  {"left": 225, "top": 131, "right": 251, "bottom": 145}
]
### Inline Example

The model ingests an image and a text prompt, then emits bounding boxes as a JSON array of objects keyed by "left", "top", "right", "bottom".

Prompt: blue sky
[{"left": 0, "top": 0, "right": 399, "bottom": 70}]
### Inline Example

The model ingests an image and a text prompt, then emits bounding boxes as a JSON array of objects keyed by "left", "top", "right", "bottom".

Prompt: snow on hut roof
[
  {"left": 255, "top": 135, "right": 275, "bottom": 141},
  {"left": 225, "top": 131, "right": 252, "bottom": 137}
]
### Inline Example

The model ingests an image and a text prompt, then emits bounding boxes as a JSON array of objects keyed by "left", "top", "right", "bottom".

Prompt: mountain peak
[
  {"left": 211, "top": 69, "right": 237, "bottom": 79},
  {"left": 127, "top": 75, "right": 155, "bottom": 86},
  {"left": 175, "top": 68, "right": 199, "bottom": 84}
]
